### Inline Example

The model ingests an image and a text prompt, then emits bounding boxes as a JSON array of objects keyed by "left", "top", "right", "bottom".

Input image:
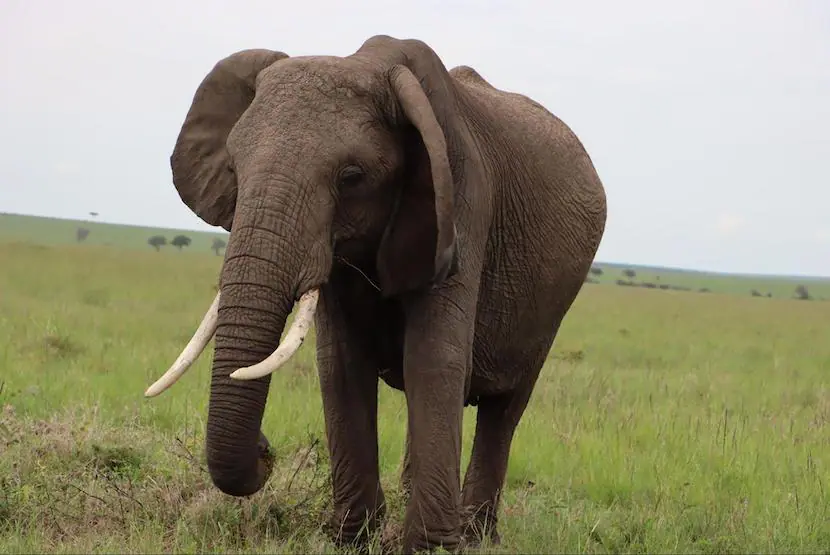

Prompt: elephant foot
[
  {"left": 381, "top": 522, "right": 466, "bottom": 555},
  {"left": 402, "top": 538, "right": 462, "bottom": 555},
  {"left": 401, "top": 523, "right": 462, "bottom": 554},
  {"left": 326, "top": 499, "right": 387, "bottom": 551},
  {"left": 461, "top": 504, "right": 501, "bottom": 548},
  {"left": 462, "top": 527, "right": 500, "bottom": 550},
  {"left": 382, "top": 515, "right": 464, "bottom": 555},
  {"left": 327, "top": 520, "right": 381, "bottom": 551},
  {"left": 401, "top": 493, "right": 463, "bottom": 553}
]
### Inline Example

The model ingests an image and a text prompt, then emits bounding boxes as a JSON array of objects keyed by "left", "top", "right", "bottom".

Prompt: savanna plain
[{"left": 1, "top": 216, "right": 829, "bottom": 554}]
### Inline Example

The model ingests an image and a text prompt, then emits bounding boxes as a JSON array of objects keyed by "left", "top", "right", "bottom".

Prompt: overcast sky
[{"left": 1, "top": 0, "right": 828, "bottom": 276}]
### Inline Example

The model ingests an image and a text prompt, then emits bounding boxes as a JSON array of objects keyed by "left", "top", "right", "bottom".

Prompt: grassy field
[
  {"left": 586, "top": 263, "right": 830, "bottom": 301},
  {"left": 1, "top": 217, "right": 829, "bottom": 553},
  {"left": 0, "top": 212, "right": 229, "bottom": 255}
]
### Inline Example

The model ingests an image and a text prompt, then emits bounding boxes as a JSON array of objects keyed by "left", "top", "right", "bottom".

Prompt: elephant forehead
[
  {"left": 235, "top": 91, "right": 380, "bottom": 148},
  {"left": 228, "top": 58, "right": 388, "bottom": 158},
  {"left": 228, "top": 103, "right": 388, "bottom": 172},
  {"left": 258, "top": 56, "right": 381, "bottom": 100}
]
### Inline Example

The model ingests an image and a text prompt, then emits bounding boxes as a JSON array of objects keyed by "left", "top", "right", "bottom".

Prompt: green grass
[{"left": 1, "top": 220, "right": 829, "bottom": 553}]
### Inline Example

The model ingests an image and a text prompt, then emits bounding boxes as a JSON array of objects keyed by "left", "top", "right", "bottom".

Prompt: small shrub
[
  {"left": 211, "top": 238, "right": 227, "bottom": 256},
  {"left": 89, "top": 444, "right": 142, "bottom": 478},
  {"left": 171, "top": 234, "right": 192, "bottom": 251},
  {"left": 43, "top": 334, "right": 83, "bottom": 360},
  {"left": 554, "top": 349, "right": 585, "bottom": 363},
  {"left": 147, "top": 235, "right": 167, "bottom": 251},
  {"left": 81, "top": 288, "right": 110, "bottom": 307},
  {"left": 794, "top": 285, "right": 811, "bottom": 301}
]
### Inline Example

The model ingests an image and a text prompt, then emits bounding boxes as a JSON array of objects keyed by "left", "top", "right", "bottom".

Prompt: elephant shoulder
[
  {"left": 450, "top": 66, "right": 554, "bottom": 121},
  {"left": 449, "top": 65, "right": 495, "bottom": 90},
  {"left": 450, "top": 65, "right": 600, "bottom": 190}
]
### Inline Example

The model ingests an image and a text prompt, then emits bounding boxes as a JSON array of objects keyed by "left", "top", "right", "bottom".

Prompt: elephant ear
[
  {"left": 361, "top": 37, "right": 463, "bottom": 297},
  {"left": 170, "top": 49, "right": 288, "bottom": 231}
]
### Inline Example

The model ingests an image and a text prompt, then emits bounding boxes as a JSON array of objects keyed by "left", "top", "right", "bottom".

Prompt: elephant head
[{"left": 144, "top": 36, "right": 462, "bottom": 496}]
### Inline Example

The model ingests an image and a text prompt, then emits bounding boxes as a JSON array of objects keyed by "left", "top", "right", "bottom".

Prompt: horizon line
[{"left": 2, "top": 210, "right": 828, "bottom": 281}]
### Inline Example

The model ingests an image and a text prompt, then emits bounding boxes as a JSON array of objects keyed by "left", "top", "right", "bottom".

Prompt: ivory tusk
[
  {"left": 229, "top": 288, "right": 319, "bottom": 381},
  {"left": 144, "top": 291, "right": 220, "bottom": 398}
]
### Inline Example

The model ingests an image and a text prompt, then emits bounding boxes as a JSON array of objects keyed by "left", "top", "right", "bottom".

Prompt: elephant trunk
[{"left": 204, "top": 182, "right": 325, "bottom": 496}]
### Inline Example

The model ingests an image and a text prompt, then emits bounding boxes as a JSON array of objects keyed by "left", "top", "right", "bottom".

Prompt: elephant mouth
[{"left": 144, "top": 287, "right": 319, "bottom": 397}]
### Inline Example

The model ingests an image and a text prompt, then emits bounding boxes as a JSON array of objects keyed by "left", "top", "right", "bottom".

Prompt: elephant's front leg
[
  {"left": 315, "top": 286, "right": 386, "bottom": 547},
  {"left": 401, "top": 284, "right": 476, "bottom": 553}
]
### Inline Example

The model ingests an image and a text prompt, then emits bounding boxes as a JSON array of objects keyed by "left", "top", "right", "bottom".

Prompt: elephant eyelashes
[{"left": 337, "top": 165, "right": 365, "bottom": 189}]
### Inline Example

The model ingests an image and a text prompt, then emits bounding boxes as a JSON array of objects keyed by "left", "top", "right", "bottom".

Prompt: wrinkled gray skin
[{"left": 169, "top": 35, "right": 606, "bottom": 553}]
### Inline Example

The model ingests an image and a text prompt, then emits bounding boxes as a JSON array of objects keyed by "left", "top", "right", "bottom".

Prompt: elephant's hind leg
[{"left": 460, "top": 345, "right": 552, "bottom": 546}]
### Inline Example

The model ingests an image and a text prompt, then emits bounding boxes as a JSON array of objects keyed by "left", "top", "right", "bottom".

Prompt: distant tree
[
  {"left": 171, "top": 234, "right": 192, "bottom": 251},
  {"left": 148, "top": 235, "right": 167, "bottom": 252},
  {"left": 76, "top": 227, "right": 90, "bottom": 243},
  {"left": 750, "top": 289, "right": 763, "bottom": 297},
  {"left": 794, "top": 284, "right": 811, "bottom": 301},
  {"left": 211, "top": 237, "right": 227, "bottom": 256},
  {"left": 622, "top": 269, "right": 636, "bottom": 278},
  {"left": 589, "top": 266, "right": 603, "bottom": 276}
]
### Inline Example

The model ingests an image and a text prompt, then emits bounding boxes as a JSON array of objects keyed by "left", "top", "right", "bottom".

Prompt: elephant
[{"left": 144, "top": 35, "right": 606, "bottom": 553}]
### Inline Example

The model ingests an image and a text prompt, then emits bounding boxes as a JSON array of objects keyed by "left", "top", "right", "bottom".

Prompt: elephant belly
[{"left": 367, "top": 265, "right": 582, "bottom": 401}]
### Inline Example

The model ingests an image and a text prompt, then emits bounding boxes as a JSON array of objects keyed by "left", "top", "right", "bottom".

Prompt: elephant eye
[{"left": 337, "top": 165, "right": 364, "bottom": 189}]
